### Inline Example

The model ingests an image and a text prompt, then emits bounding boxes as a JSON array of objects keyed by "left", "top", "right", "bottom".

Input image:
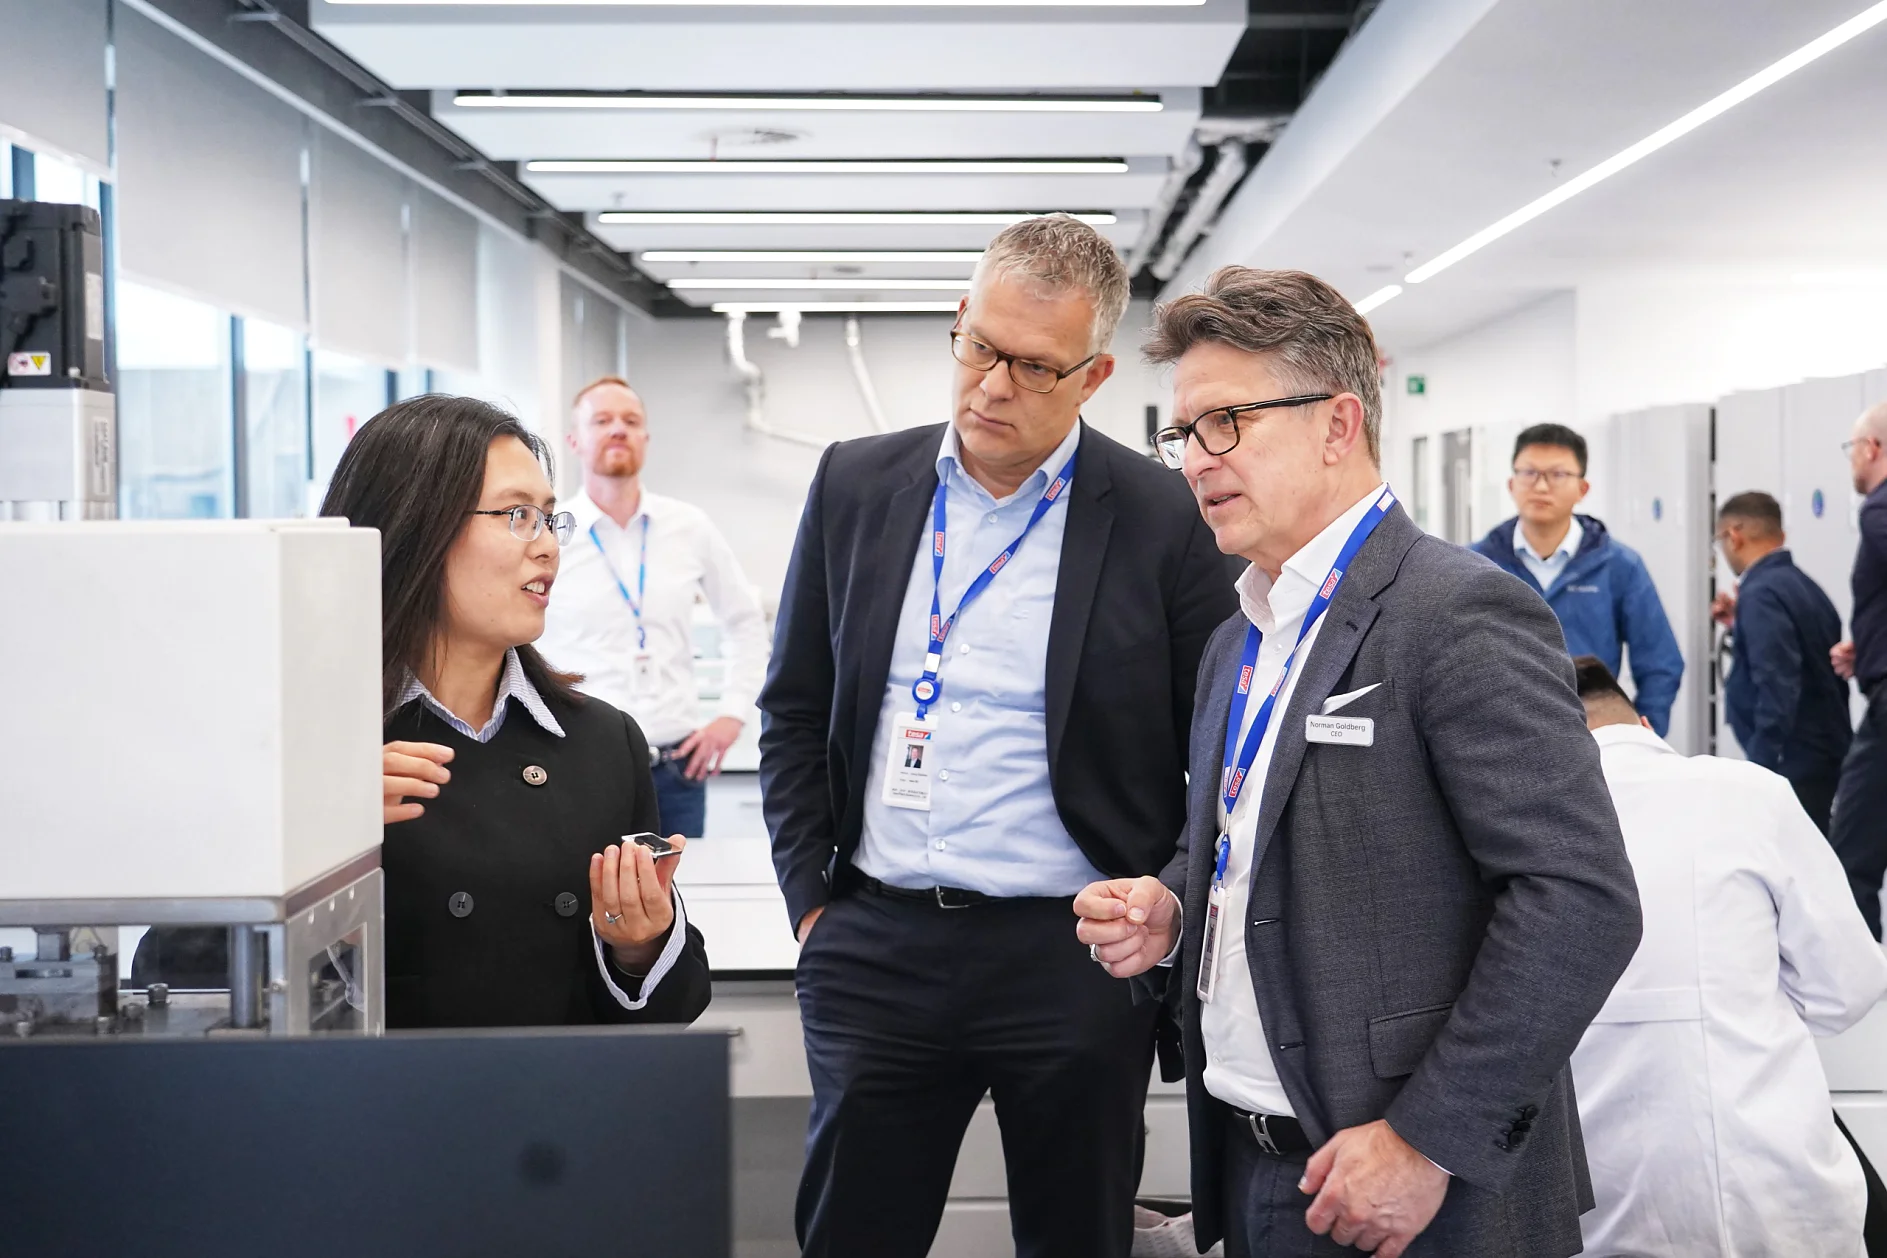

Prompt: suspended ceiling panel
[
  {"left": 429, "top": 89, "right": 1203, "bottom": 162},
  {"left": 308, "top": 1, "right": 1247, "bottom": 91}
]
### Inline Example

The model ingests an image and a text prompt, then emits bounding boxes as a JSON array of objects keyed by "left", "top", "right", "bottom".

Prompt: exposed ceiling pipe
[
  {"left": 1151, "top": 140, "right": 1250, "bottom": 282},
  {"left": 724, "top": 311, "right": 828, "bottom": 450},
  {"left": 1123, "top": 137, "right": 1203, "bottom": 277},
  {"left": 843, "top": 317, "right": 892, "bottom": 434},
  {"left": 1129, "top": 117, "right": 1288, "bottom": 285}
]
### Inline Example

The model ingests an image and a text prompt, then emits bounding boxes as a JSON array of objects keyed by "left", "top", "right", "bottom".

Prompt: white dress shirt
[
  {"left": 1517, "top": 516, "right": 1583, "bottom": 591},
  {"left": 1573, "top": 722, "right": 1887, "bottom": 1257},
  {"left": 539, "top": 488, "right": 769, "bottom": 748},
  {"left": 1202, "top": 484, "right": 1388, "bottom": 1118},
  {"left": 394, "top": 649, "right": 692, "bottom": 1012}
]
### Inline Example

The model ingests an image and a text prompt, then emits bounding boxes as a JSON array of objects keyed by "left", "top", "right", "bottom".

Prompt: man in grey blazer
[{"left": 1075, "top": 267, "right": 1642, "bottom": 1258}]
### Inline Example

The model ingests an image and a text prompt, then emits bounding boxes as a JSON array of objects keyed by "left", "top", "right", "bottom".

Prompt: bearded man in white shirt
[
  {"left": 1570, "top": 654, "right": 1887, "bottom": 1257},
  {"left": 538, "top": 376, "right": 770, "bottom": 836}
]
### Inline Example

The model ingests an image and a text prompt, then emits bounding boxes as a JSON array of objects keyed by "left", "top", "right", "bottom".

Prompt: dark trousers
[
  {"left": 1220, "top": 1112, "right": 1347, "bottom": 1258},
  {"left": 1784, "top": 763, "right": 1843, "bottom": 836},
  {"left": 649, "top": 757, "right": 706, "bottom": 838},
  {"left": 794, "top": 885, "right": 1158, "bottom": 1258},
  {"left": 1831, "top": 689, "right": 1887, "bottom": 939}
]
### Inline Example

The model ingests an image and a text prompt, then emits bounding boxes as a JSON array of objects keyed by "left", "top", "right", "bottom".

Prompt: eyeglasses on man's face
[
  {"left": 469, "top": 504, "right": 577, "bottom": 546},
  {"left": 1842, "top": 437, "right": 1880, "bottom": 456},
  {"left": 1512, "top": 467, "right": 1582, "bottom": 488},
  {"left": 1152, "top": 394, "right": 1334, "bottom": 470},
  {"left": 949, "top": 329, "right": 1097, "bottom": 394}
]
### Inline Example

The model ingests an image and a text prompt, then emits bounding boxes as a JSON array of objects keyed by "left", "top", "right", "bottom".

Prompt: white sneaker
[{"left": 1131, "top": 1206, "right": 1224, "bottom": 1257}]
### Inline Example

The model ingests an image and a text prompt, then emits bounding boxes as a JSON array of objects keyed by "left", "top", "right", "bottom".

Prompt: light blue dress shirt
[
  {"left": 1517, "top": 516, "right": 1583, "bottom": 592},
  {"left": 854, "top": 421, "right": 1106, "bottom": 898}
]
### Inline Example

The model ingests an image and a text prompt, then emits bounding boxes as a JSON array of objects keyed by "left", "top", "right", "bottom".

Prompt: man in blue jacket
[
  {"left": 1472, "top": 423, "right": 1684, "bottom": 735},
  {"left": 1711, "top": 491, "right": 1851, "bottom": 833}
]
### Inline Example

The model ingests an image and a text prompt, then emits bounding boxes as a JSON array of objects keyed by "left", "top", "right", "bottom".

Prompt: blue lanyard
[
  {"left": 910, "top": 451, "right": 1077, "bottom": 718},
  {"left": 589, "top": 515, "right": 650, "bottom": 651},
  {"left": 1214, "top": 487, "right": 1396, "bottom": 881}
]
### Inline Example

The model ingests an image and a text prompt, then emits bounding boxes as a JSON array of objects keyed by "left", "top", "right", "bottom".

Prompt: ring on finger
[
  {"left": 604, "top": 910, "right": 622, "bottom": 925},
  {"left": 1089, "top": 943, "right": 1103, "bottom": 964}
]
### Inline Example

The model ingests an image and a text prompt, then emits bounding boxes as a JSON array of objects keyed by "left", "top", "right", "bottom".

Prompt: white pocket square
[{"left": 1322, "top": 683, "right": 1382, "bottom": 715}]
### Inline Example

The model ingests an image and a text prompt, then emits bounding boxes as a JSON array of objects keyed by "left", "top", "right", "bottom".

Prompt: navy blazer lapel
[
  {"left": 850, "top": 436, "right": 942, "bottom": 767},
  {"left": 1045, "top": 422, "right": 1114, "bottom": 773},
  {"left": 1246, "top": 506, "right": 1417, "bottom": 873}
]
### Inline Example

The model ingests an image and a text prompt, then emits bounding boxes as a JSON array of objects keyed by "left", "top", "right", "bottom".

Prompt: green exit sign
[{"left": 1407, "top": 375, "right": 1427, "bottom": 395}]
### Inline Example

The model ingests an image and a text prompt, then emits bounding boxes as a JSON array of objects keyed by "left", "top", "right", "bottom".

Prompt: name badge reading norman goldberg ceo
[{"left": 1305, "top": 715, "right": 1374, "bottom": 746}]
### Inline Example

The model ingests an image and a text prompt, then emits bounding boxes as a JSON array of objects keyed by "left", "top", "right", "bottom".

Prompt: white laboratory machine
[{"left": 0, "top": 519, "right": 384, "bottom": 1037}]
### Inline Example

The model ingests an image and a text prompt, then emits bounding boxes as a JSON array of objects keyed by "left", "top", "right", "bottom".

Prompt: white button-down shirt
[
  {"left": 1572, "top": 722, "right": 1887, "bottom": 1257},
  {"left": 539, "top": 489, "right": 769, "bottom": 748},
  {"left": 1517, "top": 516, "right": 1583, "bottom": 591},
  {"left": 1202, "top": 484, "right": 1388, "bottom": 1118},
  {"left": 394, "top": 649, "right": 691, "bottom": 1012}
]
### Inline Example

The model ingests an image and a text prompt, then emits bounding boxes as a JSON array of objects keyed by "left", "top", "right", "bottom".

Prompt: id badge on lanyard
[
  {"left": 1196, "top": 834, "right": 1232, "bottom": 1003},
  {"left": 886, "top": 451, "right": 1076, "bottom": 812},
  {"left": 880, "top": 712, "right": 938, "bottom": 811},
  {"left": 591, "top": 517, "right": 653, "bottom": 696},
  {"left": 1196, "top": 485, "right": 1395, "bottom": 1003}
]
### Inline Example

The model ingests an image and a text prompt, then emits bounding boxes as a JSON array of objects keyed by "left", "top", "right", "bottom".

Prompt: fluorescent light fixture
[
  {"left": 528, "top": 159, "right": 1129, "bottom": 175},
  {"left": 454, "top": 93, "right": 1161, "bottom": 114},
  {"left": 368, "top": 0, "right": 1200, "bottom": 7},
  {"left": 670, "top": 278, "right": 971, "bottom": 291},
  {"left": 1353, "top": 285, "right": 1402, "bottom": 315},
  {"left": 640, "top": 250, "right": 984, "bottom": 264},
  {"left": 711, "top": 302, "right": 963, "bottom": 314},
  {"left": 597, "top": 211, "right": 1116, "bottom": 226},
  {"left": 1406, "top": 0, "right": 1887, "bottom": 286}
]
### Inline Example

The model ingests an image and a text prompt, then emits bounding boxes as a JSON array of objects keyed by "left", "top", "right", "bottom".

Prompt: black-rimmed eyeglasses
[
  {"left": 1153, "top": 394, "right": 1333, "bottom": 469},
  {"left": 950, "top": 329, "right": 1097, "bottom": 394},
  {"left": 470, "top": 504, "right": 577, "bottom": 546}
]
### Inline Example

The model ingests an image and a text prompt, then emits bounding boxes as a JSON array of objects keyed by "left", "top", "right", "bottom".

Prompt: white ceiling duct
[{"left": 1151, "top": 139, "right": 1248, "bottom": 282}]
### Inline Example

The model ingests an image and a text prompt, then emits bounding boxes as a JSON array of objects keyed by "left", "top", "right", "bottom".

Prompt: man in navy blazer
[
  {"left": 1711, "top": 490, "right": 1852, "bottom": 833},
  {"left": 759, "top": 215, "right": 1235, "bottom": 1257}
]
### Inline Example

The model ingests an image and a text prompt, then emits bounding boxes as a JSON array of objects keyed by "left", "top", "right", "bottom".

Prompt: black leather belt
[
  {"left": 853, "top": 873, "right": 993, "bottom": 910},
  {"left": 1227, "top": 1108, "right": 1313, "bottom": 1157},
  {"left": 652, "top": 741, "right": 688, "bottom": 767}
]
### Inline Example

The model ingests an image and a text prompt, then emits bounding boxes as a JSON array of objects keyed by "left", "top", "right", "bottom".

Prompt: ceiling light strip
[
  {"left": 713, "top": 301, "right": 966, "bottom": 314},
  {"left": 670, "top": 278, "right": 971, "bottom": 291},
  {"left": 1352, "top": 285, "right": 1402, "bottom": 316},
  {"left": 1405, "top": 0, "right": 1887, "bottom": 286},
  {"left": 366, "top": 0, "right": 1202, "bottom": 8},
  {"left": 454, "top": 93, "right": 1161, "bottom": 114},
  {"left": 597, "top": 210, "right": 1116, "bottom": 226},
  {"left": 528, "top": 159, "right": 1130, "bottom": 175},
  {"left": 640, "top": 250, "right": 984, "bottom": 263}
]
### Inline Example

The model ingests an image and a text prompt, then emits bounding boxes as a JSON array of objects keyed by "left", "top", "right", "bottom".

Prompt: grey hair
[
  {"left": 971, "top": 214, "right": 1131, "bottom": 355},
  {"left": 1145, "top": 267, "right": 1384, "bottom": 465}
]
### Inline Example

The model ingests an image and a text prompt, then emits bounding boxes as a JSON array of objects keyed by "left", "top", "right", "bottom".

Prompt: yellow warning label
[{"left": 5, "top": 351, "right": 53, "bottom": 377}]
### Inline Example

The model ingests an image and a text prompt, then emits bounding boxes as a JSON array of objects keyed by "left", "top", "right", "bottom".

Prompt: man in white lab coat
[{"left": 1570, "top": 655, "right": 1887, "bottom": 1257}]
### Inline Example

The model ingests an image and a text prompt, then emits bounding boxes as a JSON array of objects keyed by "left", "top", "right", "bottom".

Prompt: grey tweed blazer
[{"left": 1158, "top": 502, "right": 1643, "bottom": 1257}]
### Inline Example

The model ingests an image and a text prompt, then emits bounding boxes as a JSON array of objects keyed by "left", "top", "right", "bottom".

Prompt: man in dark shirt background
[
  {"left": 1711, "top": 491, "right": 1851, "bottom": 833},
  {"left": 1831, "top": 401, "right": 1887, "bottom": 938}
]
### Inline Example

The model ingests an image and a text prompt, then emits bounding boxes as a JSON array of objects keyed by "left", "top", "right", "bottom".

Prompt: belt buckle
[
  {"left": 1248, "top": 1112, "right": 1282, "bottom": 1156},
  {"left": 935, "top": 886, "right": 971, "bottom": 910}
]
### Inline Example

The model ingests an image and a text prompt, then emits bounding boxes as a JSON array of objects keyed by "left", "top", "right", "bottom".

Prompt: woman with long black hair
[{"left": 322, "top": 394, "right": 709, "bottom": 1028}]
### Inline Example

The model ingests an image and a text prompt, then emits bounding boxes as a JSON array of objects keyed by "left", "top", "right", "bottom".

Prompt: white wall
[
  {"left": 1383, "top": 291, "right": 1583, "bottom": 538},
  {"left": 1382, "top": 277, "right": 1887, "bottom": 543}
]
